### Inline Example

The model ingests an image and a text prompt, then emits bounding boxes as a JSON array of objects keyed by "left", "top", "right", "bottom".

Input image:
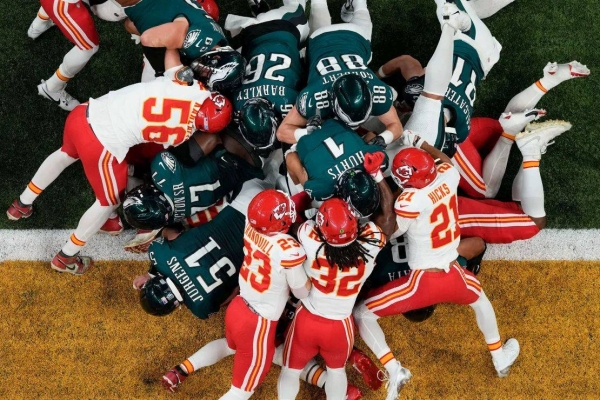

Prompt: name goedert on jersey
[
  {"left": 327, "top": 150, "right": 366, "bottom": 179},
  {"left": 320, "top": 70, "right": 376, "bottom": 85}
]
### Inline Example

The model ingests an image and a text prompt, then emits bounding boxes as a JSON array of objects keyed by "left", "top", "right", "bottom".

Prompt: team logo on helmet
[
  {"left": 123, "top": 196, "right": 143, "bottom": 209},
  {"left": 211, "top": 93, "right": 226, "bottom": 108},
  {"left": 273, "top": 202, "right": 287, "bottom": 220},
  {"left": 395, "top": 164, "right": 413, "bottom": 183},
  {"left": 315, "top": 211, "right": 325, "bottom": 227},
  {"left": 161, "top": 152, "right": 177, "bottom": 173},
  {"left": 183, "top": 30, "right": 201, "bottom": 49},
  {"left": 405, "top": 82, "right": 424, "bottom": 95}
]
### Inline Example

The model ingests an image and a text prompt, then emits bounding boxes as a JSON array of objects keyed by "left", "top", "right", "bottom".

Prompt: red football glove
[{"left": 364, "top": 151, "right": 385, "bottom": 175}]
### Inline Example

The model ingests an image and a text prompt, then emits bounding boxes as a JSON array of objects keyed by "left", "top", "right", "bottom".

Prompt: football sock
[
  {"left": 37, "top": 6, "right": 50, "bottom": 20},
  {"left": 300, "top": 360, "right": 327, "bottom": 388},
  {"left": 511, "top": 165, "right": 524, "bottom": 202},
  {"left": 20, "top": 149, "right": 77, "bottom": 205},
  {"left": 181, "top": 338, "right": 236, "bottom": 374},
  {"left": 423, "top": 23, "right": 455, "bottom": 97},
  {"left": 277, "top": 367, "right": 302, "bottom": 400},
  {"left": 353, "top": 302, "right": 395, "bottom": 371},
  {"left": 324, "top": 367, "right": 347, "bottom": 400},
  {"left": 219, "top": 385, "right": 253, "bottom": 400},
  {"left": 46, "top": 45, "right": 98, "bottom": 92},
  {"left": 517, "top": 159, "right": 545, "bottom": 218},
  {"left": 61, "top": 200, "right": 116, "bottom": 256},
  {"left": 469, "top": 291, "right": 502, "bottom": 350},
  {"left": 467, "top": 0, "right": 515, "bottom": 19},
  {"left": 404, "top": 96, "right": 442, "bottom": 146},
  {"left": 350, "top": 0, "right": 373, "bottom": 41},
  {"left": 309, "top": 0, "right": 331, "bottom": 34},
  {"left": 482, "top": 133, "right": 514, "bottom": 198}
]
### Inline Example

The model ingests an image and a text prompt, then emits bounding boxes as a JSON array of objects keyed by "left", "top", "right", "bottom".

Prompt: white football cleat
[
  {"left": 544, "top": 61, "right": 591, "bottom": 81},
  {"left": 341, "top": 0, "right": 355, "bottom": 23},
  {"left": 499, "top": 108, "right": 547, "bottom": 136},
  {"left": 516, "top": 119, "right": 572, "bottom": 159},
  {"left": 27, "top": 16, "right": 55, "bottom": 40},
  {"left": 381, "top": 361, "right": 412, "bottom": 400},
  {"left": 124, "top": 229, "right": 161, "bottom": 254},
  {"left": 37, "top": 80, "right": 80, "bottom": 111},
  {"left": 493, "top": 338, "right": 520, "bottom": 378},
  {"left": 442, "top": 2, "right": 472, "bottom": 32}
]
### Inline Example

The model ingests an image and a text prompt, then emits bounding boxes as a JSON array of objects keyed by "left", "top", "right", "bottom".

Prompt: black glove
[{"left": 368, "top": 135, "right": 387, "bottom": 149}]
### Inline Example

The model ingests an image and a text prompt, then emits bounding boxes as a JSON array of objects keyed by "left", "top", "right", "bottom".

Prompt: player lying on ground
[
  {"left": 6, "top": 50, "right": 229, "bottom": 274},
  {"left": 28, "top": 0, "right": 126, "bottom": 110},
  {"left": 353, "top": 147, "right": 519, "bottom": 400}
]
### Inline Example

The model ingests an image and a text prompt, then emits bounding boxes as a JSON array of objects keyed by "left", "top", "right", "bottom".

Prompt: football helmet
[
  {"left": 248, "top": 189, "right": 296, "bottom": 235},
  {"left": 238, "top": 98, "right": 281, "bottom": 152},
  {"left": 195, "top": 92, "right": 233, "bottom": 134},
  {"left": 332, "top": 74, "right": 373, "bottom": 128},
  {"left": 123, "top": 184, "right": 173, "bottom": 230},
  {"left": 139, "top": 275, "right": 183, "bottom": 316},
  {"left": 190, "top": 47, "right": 246, "bottom": 93},
  {"left": 391, "top": 148, "right": 437, "bottom": 189},
  {"left": 402, "top": 75, "right": 425, "bottom": 108},
  {"left": 315, "top": 198, "right": 358, "bottom": 247},
  {"left": 335, "top": 168, "right": 381, "bottom": 218}
]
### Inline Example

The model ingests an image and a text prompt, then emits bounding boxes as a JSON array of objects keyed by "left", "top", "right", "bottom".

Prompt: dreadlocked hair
[{"left": 316, "top": 224, "right": 382, "bottom": 271}]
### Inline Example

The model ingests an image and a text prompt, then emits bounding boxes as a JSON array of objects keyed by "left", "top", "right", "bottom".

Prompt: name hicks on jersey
[
  {"left": 327, "top": 151, "right": 366, "bottom": 179},
  {"left": 167, "top": 256, "right": 204, "bottom": 302}
]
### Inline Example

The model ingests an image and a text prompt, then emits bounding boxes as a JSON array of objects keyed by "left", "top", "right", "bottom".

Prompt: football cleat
[
  {"left": 516, "top": 120, "right": 572, "bottom": 159},
  {"left": 51, "top": 252, "right": 93, "bottom": 275},
  {"left": 124, "top": 229, "right": 161, "bottom": 254},
  {"left": 248, "top": 0, "right": 270, "bottom": 17},
  {"left": 27, "top": 16, "right": 55, "bottom": 39},
  {"left": 466, "top": 241, "right": 487, "bottom": 275},
  {"left": 340, "top": 0, "right": 355, "bottom": 23},
  {"left": 161, "top": 365, "right": 188, "bottom": 392},
  {"left": 544, "top": 61, "right": 590, "bottom": 80},
  {"left": 6, "top": 199, "right": 33, "bottom": 221},
  {"left": 442, "top": 2, "right": 472, "bottom": 32},
  {"left": 381, "top": 361, "right": 412, "bottom": 400},
  {"left": 499, "top": 109, "right": 547, "bottom": 136},
  {"left": 493, "top": 338, "right": 520, "bottom": 378},
  {"left": 38, "top": 80, "right": 80, "bottom": 111},
  {"left": 348, "top": 348, "right": 383, "bottom": 390},
  {"left": 99, "top": 215, "right": 124, "bottom": 236},
  {"left": 346, "top": 383, "right": 363, "bottom": 400}
]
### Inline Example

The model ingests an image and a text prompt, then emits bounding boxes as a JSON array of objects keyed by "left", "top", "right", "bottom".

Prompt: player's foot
[
  {"left": 161, "top": 365, "right": 188, "bottom": 392},
  {"left": 349, "top": 348, "right": 383, "bottom": 390},
  {"left": 340, "top": 0, "right": 355, "bottom": 23},
  {"left": 493, "top": 338, "right": 520, "bottom": 377},
  {"left": 248, "top": 0, "right": 270, "bottom": 17},
  {"left": 99, "top": 215, "right": 124, "bottom": 236},
  {"left": 543, "top": 61, "right": 590, "bottom": 82},
  {"left": 442, "top": 2, "right": 472, "bottom": 32},
  {"left": 51, "top": 251, "right": 93, "bottom": 275},
  {"left": 516, "top": 120, "right": 572, "bottom": 159},
  {"left": 124, "top": 229, "right": 161, "bottom": 254},
  {"left": 346, "top": 383, "right": 363, "bottom": 400},
  {"left": 466, "top": 241, "right": 487, "bottom": 275},
  {"left": 381, "top": 361, "right": 412, "bottom": 400},
  {"left": 27, "top": 16, "right": 55, "bottom": 39},
  {"left": 499, "top": 109, "right": 547, "bottom": 136},
  {"left": 38, "top": 80, "right": 80, "bottom": 111},
  {"left": 7, "top": 199, "right": 33, "bottom": 221}
]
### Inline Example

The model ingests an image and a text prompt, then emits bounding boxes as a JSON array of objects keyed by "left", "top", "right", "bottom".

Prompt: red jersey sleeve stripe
[
  {"left": 395, "top": 209, "right": 420, "bottom": 218},
  {"left": 281, "top": 255, "right": 307, "bottom": 267}
]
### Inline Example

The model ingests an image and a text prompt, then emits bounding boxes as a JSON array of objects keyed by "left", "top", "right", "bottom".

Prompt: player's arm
[
  {"left": 140, "top": 18, "right": 188, "bottom": 49},
  {"left": 124, "top": 18, "right": 140, "bottom": 35},
  {"left": 285, "top": 146, "right": 308, "bottom": 185},
  {"left": 377, "top": 105, "right": 404, "bottom": 143},
  {"left": 377, "top": 55, "right": 425, "bottom": 81},
  {"left": 169, "top": 131, "right": 222, "bottom": 166},
  {"left": 402, "top": 130, "right": 453, "bottom": 165},
  {"left": 277, "top": 105, "right": 308, "bottom": 144},
  {"left": 421, "top": 141, "right": 452, "bottom": 165},
  {"left": 373, "top": 179, "right": 396, "bottom": 238}
]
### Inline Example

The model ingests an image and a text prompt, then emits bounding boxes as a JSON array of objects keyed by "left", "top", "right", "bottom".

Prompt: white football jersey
[
  {"left": 298, "top": 220, "right": 385, "bottom": 320},
  {"left": 88, "top": 72, "right": 211, "bottom": 162},
  {"left": 239, "top": 224, "right": 307, "bottom": 321},
  {"left": 393, "top": 162, "right": 461, "bottom": 271}
]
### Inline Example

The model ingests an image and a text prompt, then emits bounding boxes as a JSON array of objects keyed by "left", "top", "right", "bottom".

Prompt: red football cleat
[
  {"left": 162, "top": 366, "right": 188, "bottom": 392},
  {"left": 124, "top": 229, "right": 161, "bottom": 254},
  {"left": 349, "top": 348, "right": 383, "bottom": 390},
  {"left": 6, "top": 199, "right": 33, "bottom": 221},
  {"left": 99, "top": 214, "right": 124, "bottom": 236},
  {"left": 346, "top": 384, "right": 363, "bottom": 400},
  {"left": 51, "top": 252, "right": 93, "bottom": 275}
]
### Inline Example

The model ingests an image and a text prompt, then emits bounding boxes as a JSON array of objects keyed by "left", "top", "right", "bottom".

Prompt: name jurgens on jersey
[
  {"left": 167, "top": 256, "right": 205, "bottom": 302},
  {"left": 327, "top": 150, "right": 366, "bottom": 179}
]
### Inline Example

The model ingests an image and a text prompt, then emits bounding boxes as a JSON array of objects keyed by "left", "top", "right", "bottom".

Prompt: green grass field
[{"left": 1, "top": 0, "right": 599, "bottom": 230}]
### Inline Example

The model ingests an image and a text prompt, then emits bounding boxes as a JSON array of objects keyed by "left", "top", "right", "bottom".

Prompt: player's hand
[
  {"left": 367, "top": 135, "right": 387, "bottom": 149},
  {"left": 402, "top": 129, "right": 425, "bottom": 148},
  {"left": 130, "top": 34, "right": 141, "bottom": 45},
  {"left": 306, "top": 114, "right": 322, "bottom": 134},
  {"left": 364, "top": 151, "right": 386, "bottom": 175},
  {"left": 133, "top": 273, "right": 151, "bottom": 290}
]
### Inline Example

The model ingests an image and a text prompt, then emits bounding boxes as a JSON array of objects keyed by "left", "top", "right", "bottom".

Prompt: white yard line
[{"left": 0, "top": 229, "right": 599, "bottom": 262}]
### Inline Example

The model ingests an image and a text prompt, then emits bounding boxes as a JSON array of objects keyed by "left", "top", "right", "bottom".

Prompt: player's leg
[
  {"left": 28, "top": 6, "right": 55, "bottom": 39},
  {"left": 504, "top": 61, "right": 590, "bottom": 113},
  {"left": 339, "top": 0, "right": 373, "bottom": 41},
  {"left": 454, "top": 137, "right": 488, "bottom": 198},
  {"left": 316, "top": 316, "right": 355, "bottom": 400},
  {"left": 308, "top": 0, "right": 331, "bottom": 35},
  {"left": 467, "top": 0, "right": 515, "bottom": 19}
]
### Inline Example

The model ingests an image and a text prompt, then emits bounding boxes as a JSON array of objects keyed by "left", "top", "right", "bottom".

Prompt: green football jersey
[
  {"left": 233, "top": 29, "right": 303, "bottom": 118},
  {"left": 151, "top": 150, "right": 263, "bottom": 224},
  {"left": 296, "top": 30, "right": 394, "bottom": 120},
  {"left": 124, "top": 0, "right": 226, "bottom": 59},
  {"left": 297, "top": 119, "right": 389, "bottom": 200},
  {"left": 148, "top": 206, "right": 245, "bottom": 319}
]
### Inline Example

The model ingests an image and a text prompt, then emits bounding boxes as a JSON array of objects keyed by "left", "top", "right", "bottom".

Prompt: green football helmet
[
  {"left": 139, "top": 275, "right": 182, "bottom": 316},
  {"left": 238, "top": 98, "right": 281, "bottom": 153},
  {"left": 122, "top": 184, "right": 173, "bottom": 230},
  {"left": 332, "top": 74, "right": 373, "bottom": 128},
  {"left": 335, "top": 168, "right": 381, "bottom": 218},
  {"left": 190, "top": 46, "right": 246, "bottom": 93}
]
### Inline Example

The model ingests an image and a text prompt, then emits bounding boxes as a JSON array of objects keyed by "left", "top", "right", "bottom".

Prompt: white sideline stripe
[{"left": 0, "top": 229, "right": 599, "bottom": 262}]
